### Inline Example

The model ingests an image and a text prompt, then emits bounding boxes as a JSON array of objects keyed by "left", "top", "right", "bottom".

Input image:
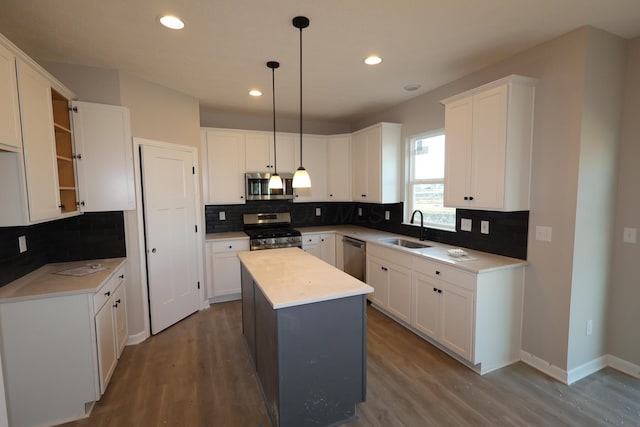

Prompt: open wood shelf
[{"left": 51, "top": 89, "right": 78, "bottom": 214}]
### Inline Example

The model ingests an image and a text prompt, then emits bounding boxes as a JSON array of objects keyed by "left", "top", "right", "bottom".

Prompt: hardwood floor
[{"left": 63, "top": 301, "right": 640, "bottom": 427}]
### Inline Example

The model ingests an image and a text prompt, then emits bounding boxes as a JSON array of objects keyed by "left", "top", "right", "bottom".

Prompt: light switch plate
[
  {"left": 384, "top": 211, "right": 390, "bottom": 220},
  {"left": 623, "top": 227, "right": 637, "bottom": 243},
  {"left": 315, "top": 207, "right": 321, "bottom": 216},
  {"left": 219, "top": 211, "right": 226, "bottom": 221},
  {"left": 481, "top": 220, "right": 489, "bottom": 234},
  {"left": 535, "top": 226, "right": 552, "bottom": 242},
  {"left": 18, "top": 235, "right": 27, "bottom": 253},
  {"left": 460, "top": 218, "right": 472, "bottom": 232}
]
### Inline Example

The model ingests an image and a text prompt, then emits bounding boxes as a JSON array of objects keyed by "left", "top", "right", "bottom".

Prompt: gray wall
[
  {"left": 608, "top": 37, "right": 640, "bottom": 365},
  {"left": 200, "top": 107, "right": 352, "bottom": 135},
  {"left": 351, "top": 26, "right": 635, "bottom": 372},
  {"left": 567, "top": 30, "right": 625, "bottom": 371}
]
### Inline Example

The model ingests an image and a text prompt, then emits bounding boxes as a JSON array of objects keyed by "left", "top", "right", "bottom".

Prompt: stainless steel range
[{"left": 243, "top": 212, "right": 302, "bottom": 251}]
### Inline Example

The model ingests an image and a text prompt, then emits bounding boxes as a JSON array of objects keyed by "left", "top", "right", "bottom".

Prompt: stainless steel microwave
[{"left": 245, "top": 172, "right": 294, "bottom": 200}]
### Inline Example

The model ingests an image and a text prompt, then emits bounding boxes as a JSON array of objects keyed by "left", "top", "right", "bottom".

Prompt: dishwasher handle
[{"left": 343, "top": 236, "right": 366, "bottom": 249}]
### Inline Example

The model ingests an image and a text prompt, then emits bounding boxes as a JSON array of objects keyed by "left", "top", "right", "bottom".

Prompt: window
[{"left": 406, "top": 131, "right": 456, "bottom": 229}]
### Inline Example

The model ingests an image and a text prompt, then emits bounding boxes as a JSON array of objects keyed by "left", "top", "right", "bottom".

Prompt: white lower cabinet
[
  {"left": 412, "top": 265, "right": 474, "bottom": 361},
  {"left": 0, "top": 260, "right": 128, "bottom": 427},
  {"left": 93, "top": 264, "right": 128, "bottom": 394},
  {"left": 367, "top": 244, "right": 412, "bottom": 323},
  {"left": 302, "top": 232, "right": 337, "bottom": 266},
  {"left": 368, "top": 242, "right": 524, "bottom": 374},
  {"left": 206, "top": 238, "right": 250, "bottom": 302}
]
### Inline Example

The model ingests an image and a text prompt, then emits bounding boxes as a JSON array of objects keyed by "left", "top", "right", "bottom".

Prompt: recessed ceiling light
[
  {"left": 404, "top": 83, "right": 422, "bottom": 92},
  {"left": 160, "top": 15, "right": 185, "bottom": 30},
  {"left": 249, "top": 89, "right": 262, "bottom": 97},
  {"left": 364, "top": 56, "right": 382, "bottom": 65}
]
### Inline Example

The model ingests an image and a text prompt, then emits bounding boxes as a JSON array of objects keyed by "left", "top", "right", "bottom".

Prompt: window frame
[{"left": 404, "top": 129, "right": 456, "bottom": 231}]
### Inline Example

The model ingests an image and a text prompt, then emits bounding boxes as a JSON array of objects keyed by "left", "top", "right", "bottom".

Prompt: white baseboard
[
  {"left": 126, "top": 330, "right": 149, "bottom": 346},
  {"left": 567, "top": 355, "right": 607, "bottom": 384},
  {"left": 521, "top": 351, "right": 640, "bottom": 384},
  {"left": 607, "top": 354, "right": 640, "bottom": 379},
  {"left": 520, "top": 350, "right": 568, "bottom": 383}
]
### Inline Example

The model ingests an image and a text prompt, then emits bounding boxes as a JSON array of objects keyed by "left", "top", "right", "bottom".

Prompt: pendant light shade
[
  {"left": 267, "top": 61, "right": 283, "bottom": 190},
  {"left": 292, "top": 16, "right": 311, "bottom": 189}
]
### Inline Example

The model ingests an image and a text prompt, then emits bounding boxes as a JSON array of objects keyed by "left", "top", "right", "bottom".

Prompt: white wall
[{"left": 608, "top": 37, "right": 640, "bottom": 365}]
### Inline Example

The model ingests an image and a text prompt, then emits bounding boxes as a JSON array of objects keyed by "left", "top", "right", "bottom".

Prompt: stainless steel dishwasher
[{"left": 343, "top": 236, "right": 366, "bottom": 282}]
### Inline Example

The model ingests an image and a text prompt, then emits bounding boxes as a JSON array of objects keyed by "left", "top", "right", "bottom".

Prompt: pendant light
[
  {"left": 292, "top": 16, "right": 312, "bottom": 188},
  {"left": 267, "top": 61, "right": 283, "bottom": 190}
]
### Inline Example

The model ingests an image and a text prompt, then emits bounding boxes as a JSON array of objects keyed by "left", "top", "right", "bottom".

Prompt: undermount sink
[{"left": 381, "top": 238, "right": 431, "bottom": 249}]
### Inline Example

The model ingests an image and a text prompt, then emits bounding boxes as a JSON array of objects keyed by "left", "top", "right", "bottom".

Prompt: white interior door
[{"left": 141, "top": 144, "right": 200, "bottom": 334}]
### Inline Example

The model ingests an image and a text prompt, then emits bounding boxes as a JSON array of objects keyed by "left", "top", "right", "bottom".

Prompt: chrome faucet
[{"left": 410, "top": 210, "right": 426, "bottom": 241}]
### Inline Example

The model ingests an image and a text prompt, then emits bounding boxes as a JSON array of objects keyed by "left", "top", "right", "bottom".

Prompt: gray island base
[{"left": 238, "top": 248, "right": 373, "bottom": 427}]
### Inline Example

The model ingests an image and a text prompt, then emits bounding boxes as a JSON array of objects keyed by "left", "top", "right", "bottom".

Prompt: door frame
[{"left": 131, "top": 137, "right": 207, "bottom": 340}]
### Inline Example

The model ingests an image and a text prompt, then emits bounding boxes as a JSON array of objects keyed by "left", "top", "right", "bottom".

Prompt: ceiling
[{"left": 1, "top": 0, "right": 639, "bottom": 124}]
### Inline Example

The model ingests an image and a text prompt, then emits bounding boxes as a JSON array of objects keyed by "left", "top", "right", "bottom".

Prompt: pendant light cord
[
  {"left": 272, "top": 65, "right": 277, "bottom": 174},
  {"left": 298, "top": 25, "right": 303, "bottom": 166}
]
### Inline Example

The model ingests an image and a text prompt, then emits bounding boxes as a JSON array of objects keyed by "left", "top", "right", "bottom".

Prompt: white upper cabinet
[
  {"left": 293, "top": 135, "right": 327, "bottom": 202},
  {"left": 15, "top": 59, "right": 61, "bottom": 222},
  {"left": 326, "top": 135, "right": 351, "bottom": 201},
  {"left": 72, "top": 101, "right": 135, "bottom": 211},
  {"left": 442, "top": 75, "right": 536, "bottom": 211},
  {"left": 0, "top": 43, "right": 22, "bottom": 149},
  {"left": 202, "top": 129, "right": 246, "bottom": 205},
  {"left": 245, "top": 131, "right": 296, "bottom": 173},
  {"left": 351, "top": 122, "right": 402, "bottom": 203}
]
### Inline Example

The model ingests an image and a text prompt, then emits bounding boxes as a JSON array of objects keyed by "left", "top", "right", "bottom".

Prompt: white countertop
[
  {"left": 238, "top": 247, "right": 373, "bottom": 309},
  {"left": 205, "top": 231, "right": 248, "bottom": 241},
  {"left": 297, "top": 225, "right": 527, "bottom": 273},
  {"left": 0, "top": 258, "right": 126, "bottom": 303}
]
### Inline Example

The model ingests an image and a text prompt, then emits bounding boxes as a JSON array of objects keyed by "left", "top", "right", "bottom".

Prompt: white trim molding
[
  {"left": 521, "top": 350, "right": 640, "bottom": 384},
  {"left": 126, "top": 330, "right": 149, "bottom": 346},
  {"left": 520, "top": 350, "right": 568, "bottom": 383},
  {"left": 607, "top": 355, "right": 640, "bottom": 380}
]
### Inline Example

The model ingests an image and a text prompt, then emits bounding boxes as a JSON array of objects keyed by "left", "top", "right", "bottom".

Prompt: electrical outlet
[
  {"left": 315, "top": 207, "right": 321, "bottom": 216},
  {"left": 219, "top": 211, "right": 226, "bottom": 221},
  {"left": 481, "top": 220, "right": 489, "bottom": 234},
  {"left": 358, "top": 207, "right": 362, "bottom": 217},
  {"left": 18, "top": 235, "right": 27, "bottom": 253},
  {"left": 384, "top": 211, "right": 390, "bottom": 220},
  {"left": 586, "top": 320, "right": 593, "bottom": 336},
  {"left": 460, "top": 218, "right": 472, "bottom": 232},
  {"left": 623, "top": 227, "right": 637, "bottom": 243}
]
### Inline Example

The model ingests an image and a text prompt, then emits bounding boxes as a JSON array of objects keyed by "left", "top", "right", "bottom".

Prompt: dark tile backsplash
[
  {"left": 205, "top": 202, "right": 529, "bottom": 260},
  {"left": 0, "top": 212, "right": 126, "bottom": 287}
]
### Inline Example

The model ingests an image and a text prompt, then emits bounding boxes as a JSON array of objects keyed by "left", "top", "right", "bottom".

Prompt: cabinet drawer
[
  {"left": 368, "top": 243, "right": 412, "bottom": 268},
  {"left": 302, "top": 234, "right": 320, "bottom": 245},
  {"left": 93, "top": 266, "right": 125, "bottom": 312},
  {"left": 412, "top": 257, "right": 475, "bottom": 291},
  {"left": 209, "top": 239, "right": 250, "bottom": 253}
]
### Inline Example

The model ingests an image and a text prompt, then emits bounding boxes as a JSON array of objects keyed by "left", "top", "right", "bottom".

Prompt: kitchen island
[{"left": 238, "top": 247, "right": 373, "bottom": 427}]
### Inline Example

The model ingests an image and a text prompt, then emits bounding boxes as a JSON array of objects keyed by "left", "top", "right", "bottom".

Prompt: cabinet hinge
[
  {"left": 192, "top": 166, "right": 195, "bottom": 175},
  {"left": 197, "top": 281, "right": 200, "bottom": 290}
]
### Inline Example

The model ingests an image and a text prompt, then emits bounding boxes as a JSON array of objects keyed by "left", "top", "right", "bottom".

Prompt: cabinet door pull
[
  {"left": 119, "top": 274, "right": 124, "bottom": 279},
  {"left": 151, "top": 248, "right": 157, "bottom": 253},
  {"left": 113, "top": 302, "right": 118, "bottom": 308},
  {"left": 105, "top": 291, "right": 111, "bottom": 297},
  {"left": 433, "top": 287, "right": 437, "bottom": 292},
  {"left": 240, "top": 195, "right": 244, "bottom": 199},
  {"left": 469, "top": 196, "right": 474, "bottom": 201},
  {"left": 464, "top": 196, "right": 469, "bottom": 200},
  {"left": 437, "top": 289, "right": 443, "bottom": 294},
  {"left": 115, "top": 299, "right": 121, "bottom": 304},
  {"left": 435, "top": 270, "right": 440, "bottom": 275}
]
